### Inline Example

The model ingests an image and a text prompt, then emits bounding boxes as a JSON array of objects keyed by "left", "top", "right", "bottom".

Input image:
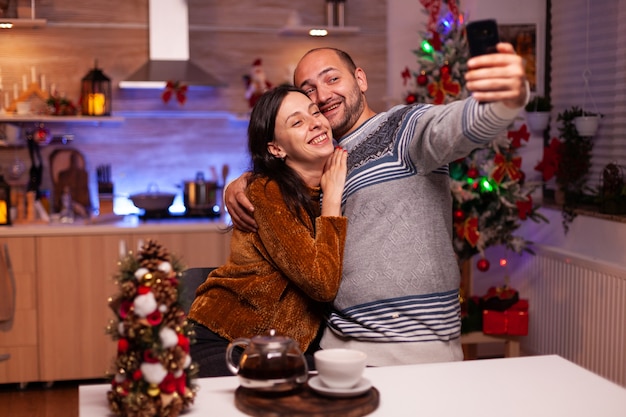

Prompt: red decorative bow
[
  {"left": 427, "top": 72, "right": 461, "bottom": 104},
  {"left": 491, "top": 153, "right": 523, "bottom": 184},
  {"left": 516, "top": 195, "right": 533, "bottom": 220},
  {"left": 507, "top": 124, "right": 531, "bottom": 148},
  {"left": 428, "top": 31, "right": 442, "bottom": 51},
  {"left": 401, "top": 67, "right": 411, "bottom": 86},
  {"left": 162, "top": 81, "right": 188, "bottom": 105},
  {"left": 534, "top": 138, "right": 562, "bottom": 181},
  {"left": 456, "top": 216, "right": 480, "bottom": 247}
]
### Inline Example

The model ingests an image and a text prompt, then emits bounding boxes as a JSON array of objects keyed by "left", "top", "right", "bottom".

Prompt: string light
[
  {"left": 421, "top": 39, "right": 434, "bottom": 54},
  {"left": 479, "top": 178, "right": 494, "bottom": 193}
]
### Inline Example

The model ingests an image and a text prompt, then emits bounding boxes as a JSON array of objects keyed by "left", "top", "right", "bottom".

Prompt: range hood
[{"left": 119, "top": 0, "right": 224, "bottom": 89}]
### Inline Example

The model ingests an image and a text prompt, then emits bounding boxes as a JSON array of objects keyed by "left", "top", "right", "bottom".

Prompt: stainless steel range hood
[{"left": 119, "top": 0, "right": 224, "bottom": 89}]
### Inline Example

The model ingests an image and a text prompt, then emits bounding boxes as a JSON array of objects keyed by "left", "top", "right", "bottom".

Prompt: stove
[{"left": 139, "top": 207, "right": 221, "bottom": 221}]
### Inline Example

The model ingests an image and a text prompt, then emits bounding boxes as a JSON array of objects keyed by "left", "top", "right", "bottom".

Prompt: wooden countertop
[{"left": 1, "top": 215, "right": 231, "bottom": 237}]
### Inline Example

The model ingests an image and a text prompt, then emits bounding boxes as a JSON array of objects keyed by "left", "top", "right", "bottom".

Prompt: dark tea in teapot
[{"left": 226, "top": 330, "right": 308, "bottom": 393}]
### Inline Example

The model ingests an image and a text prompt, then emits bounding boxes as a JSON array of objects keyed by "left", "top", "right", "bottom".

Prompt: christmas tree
[
  {"left": 107, "top": 240, "right": 197, "bottom": 417},
  {"left": 403, "top": 0, "right": 547, "bottom": 272},
  {"left": 401, "top": 0, "right": 468, "bottom": 105}
]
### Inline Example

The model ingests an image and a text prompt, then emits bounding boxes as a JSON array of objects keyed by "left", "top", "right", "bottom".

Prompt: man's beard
[{"left": 332, "top": 87, "right": 366, "bottom": 140}]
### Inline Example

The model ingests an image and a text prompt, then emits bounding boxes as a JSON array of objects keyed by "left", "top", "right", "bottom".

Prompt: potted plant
[
  {"left": 574, "top": 109, "right": 602, "bottom": 137},
  {"left": 599, "top": 163, "right": 626, "bottom": 215},
  {"left": 524, "top": 96, "right": 552, "bottom": 132},
  {"left": 555, "top": 106, "right": 595, "bottom": 231}
]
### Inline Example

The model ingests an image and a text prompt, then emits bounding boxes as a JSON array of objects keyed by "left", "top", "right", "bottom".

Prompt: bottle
[
  {"left": 0, "top": 171, "right": 11, "bottom": 226},
  {"left": 59, "top": 186, "right": 74, "bottom": 223}
]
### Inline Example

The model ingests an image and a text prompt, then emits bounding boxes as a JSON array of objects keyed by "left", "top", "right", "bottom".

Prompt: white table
[{"left": 79, "top": 355, "right": 626, "bottom": 416}]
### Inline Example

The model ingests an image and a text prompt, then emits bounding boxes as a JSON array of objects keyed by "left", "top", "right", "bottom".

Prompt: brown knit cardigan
[{"left": 188, "top": 177, "right": 347, "bottom": 351}]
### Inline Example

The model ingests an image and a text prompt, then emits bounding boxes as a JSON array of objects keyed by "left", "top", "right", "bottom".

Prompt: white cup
[
  {"left": 314, "top": 348, "right": 367, "bottom": 389},
  {"left": 16, "top": 102, "right": 31, "bottom": 115}
]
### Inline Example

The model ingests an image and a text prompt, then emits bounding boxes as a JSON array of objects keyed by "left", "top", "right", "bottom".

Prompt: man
[{"left": 225, "top": 44, "right": 527, "bottom": 366}]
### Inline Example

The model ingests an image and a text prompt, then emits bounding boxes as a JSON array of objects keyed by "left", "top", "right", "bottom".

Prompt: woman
[{"left": 188, "top": 85, "right": 348, "bottom": 377}]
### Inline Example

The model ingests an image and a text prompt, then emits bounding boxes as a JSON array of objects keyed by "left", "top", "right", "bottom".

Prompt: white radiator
[{"left": 518, "top": 246, "right": 626, "bottom": 387}]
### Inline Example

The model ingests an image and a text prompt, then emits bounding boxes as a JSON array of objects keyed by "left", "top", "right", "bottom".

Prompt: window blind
[{"left": 550, "top": 0, "right": 626, "bottom": 191}]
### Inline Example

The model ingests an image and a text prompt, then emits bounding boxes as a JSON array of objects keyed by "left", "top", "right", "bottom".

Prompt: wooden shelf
[
  {"left": 0, "top": 18, "right": 47, "bottom": 29},
  {"left": 0, "top": 114, "right": 124, "bottom": 124},
  {"left": 278, "top": 25, "right": 360, "bottom": 36}
]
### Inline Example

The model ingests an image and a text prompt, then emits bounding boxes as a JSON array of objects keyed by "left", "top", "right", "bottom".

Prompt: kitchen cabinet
[
  {"left": 0, "top": 236, "right": 39, "bottom": 385},
  {"left": 33, "top": 225, "right": 231, "bottom": 382},
  {"left": 130, "top": 229, "right": 231, "bottom": 269},
  {"left": 36, "top": 233, "right": 131, "bottom": 381}
]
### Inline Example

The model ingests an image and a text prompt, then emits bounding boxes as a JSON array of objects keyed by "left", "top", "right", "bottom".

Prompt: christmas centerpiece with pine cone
[{"left": 107, "top": 239, "right": 197, "bottom": 417}]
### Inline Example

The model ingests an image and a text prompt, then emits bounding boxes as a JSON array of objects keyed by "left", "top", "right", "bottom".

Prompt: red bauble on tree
[
  {"left": 417, "top": 72, "right": 428, "bottom": 86},
  {"left": 476, "top": 258, "right": 490, "bottom": 272},
  {"left": 466, "top": 166, "right": 479, "bottom": 179},
  {"left": 440, "top": 63, "right": 450, "bottom": 77},
  {"left": 453, "top": 209, "right": 465, "bottom": 222},
  {"left": 405, "top": 94, "right": 418, "bottom": 104}
]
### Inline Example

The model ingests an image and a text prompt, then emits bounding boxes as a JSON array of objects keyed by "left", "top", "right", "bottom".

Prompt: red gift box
[{"left": 482, "top": 299, "right": 529, "bottom": 336}]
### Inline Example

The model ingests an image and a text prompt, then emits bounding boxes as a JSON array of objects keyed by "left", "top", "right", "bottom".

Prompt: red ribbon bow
[
  {"left": 507, "top": 124, "right": 531, "bottom": 148},
  {"left": 162, "top": 81, "right": 188, "bottom": 105},
  {"left": 427, "top": 72, "right": 461, "bottom": 104},
  {"left": 401, "top": 67, "right": 412, "bottom": 85},
  {"left": 456, "top": 216, "right": 480, "bottom": 247},
  {"left": 534, "top": 138, "right": 562, "bottom": 181},
  {"left": 491, "top": 153, "right": 523, "bottom": 184}
]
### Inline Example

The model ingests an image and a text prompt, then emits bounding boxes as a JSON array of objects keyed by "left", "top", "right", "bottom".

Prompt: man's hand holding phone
[{"left": 465, "top": 19, "right": 527, "bottom": 108}]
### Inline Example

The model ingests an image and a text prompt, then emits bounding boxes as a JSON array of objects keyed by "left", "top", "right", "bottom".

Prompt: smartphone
[{"left": 466, "top": 19, "right": 500, "bottom": 57}]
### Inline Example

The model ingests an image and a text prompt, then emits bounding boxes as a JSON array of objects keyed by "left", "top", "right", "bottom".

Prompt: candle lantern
[
  {"left": 0, "top": 171, "right": 11, "bottom": 226},
  {"left": 80, "top": 62, "right": 111, "bottom": 116}
]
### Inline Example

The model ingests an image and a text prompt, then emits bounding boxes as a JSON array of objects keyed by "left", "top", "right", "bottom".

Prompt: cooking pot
[
  {"left": 182, "top": 172, "right": 218, "bottom": 214},
  {"left": 129, "top": 184, "right": 176, "bottom": 213}
]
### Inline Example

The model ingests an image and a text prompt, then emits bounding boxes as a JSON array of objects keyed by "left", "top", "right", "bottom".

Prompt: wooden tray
[{"left": 234, "top": 383, "right": 379, "bottom": 417}]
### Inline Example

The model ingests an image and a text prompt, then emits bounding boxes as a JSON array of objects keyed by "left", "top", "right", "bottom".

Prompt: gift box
[{"left": 482, "top": 299, "right": 529, "bottom": 336}]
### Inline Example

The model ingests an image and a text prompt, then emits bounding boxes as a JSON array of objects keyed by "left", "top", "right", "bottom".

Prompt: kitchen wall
[{"left": 0, "top": 0, "right": 387, "bottom": 214}]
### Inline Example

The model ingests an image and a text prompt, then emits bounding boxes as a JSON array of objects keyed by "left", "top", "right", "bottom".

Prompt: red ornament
[
  {"left": 467, "top": 167, "right": 479, "bottom": 179},
  {"left": 33, "top": 124, "right": 51, "bottom": 145},
  {"left": 159, "top": 373, "right": 177, "bottom": 394},
  {"left": 118, "top": 338, "right": 129, "bottom": 353},
  {"left": 417, "top": 72, "right": 428, "bottom": 86},
  {"left": 477, "top": 258, "right": 490, "bottom": 272},
  {"left": 146, "top": 310, "right": 162, "bottom": 326},
  {"left": 453, "top": 209, "right": 465, "bottom": 222},
  {"left": 405, "top": 94, "right": 417, "bottom": 104},
  {"left": 178, "top": 334, "right": 190, "bottom": 353},
  {"left": 440, "top": 64, "right": 450, "bottom": 76}
]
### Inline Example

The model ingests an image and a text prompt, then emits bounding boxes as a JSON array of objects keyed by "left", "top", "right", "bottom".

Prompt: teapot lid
[{"left": 251, "top": 329, "right": 293, "bottom": 349}]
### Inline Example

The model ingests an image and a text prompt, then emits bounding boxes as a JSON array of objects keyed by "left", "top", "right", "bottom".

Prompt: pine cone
[{"left": 138, "top": 240, "right": 170, "bottom": 270}]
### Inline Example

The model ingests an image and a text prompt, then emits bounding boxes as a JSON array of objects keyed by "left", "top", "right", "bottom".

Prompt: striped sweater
[{"left": 321, "top": 97, "right": 522, "bottom": 365}]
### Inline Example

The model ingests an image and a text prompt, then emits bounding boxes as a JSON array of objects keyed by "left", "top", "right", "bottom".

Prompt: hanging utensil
[{"left": 221, "top": 164, "right": 229, "bottom": 188}]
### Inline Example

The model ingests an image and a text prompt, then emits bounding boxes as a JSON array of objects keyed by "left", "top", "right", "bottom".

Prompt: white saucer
[{"left": 308, "top": 376, "right": 372, "bottom": 398}]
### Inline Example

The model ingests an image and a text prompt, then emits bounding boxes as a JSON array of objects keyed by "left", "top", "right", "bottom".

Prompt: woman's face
[{"left": 268, "top": 91, "right": 334, "bottom": 173}]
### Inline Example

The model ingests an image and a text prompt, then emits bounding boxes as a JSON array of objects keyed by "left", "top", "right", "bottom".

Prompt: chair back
[{"left": 180, "top": 267, "right": 217, "bottom": 314}]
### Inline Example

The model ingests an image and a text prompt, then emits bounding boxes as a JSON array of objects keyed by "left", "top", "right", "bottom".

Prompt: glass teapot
[{"left": 225, "top": 329, "right": 308, "bottom": 393}]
